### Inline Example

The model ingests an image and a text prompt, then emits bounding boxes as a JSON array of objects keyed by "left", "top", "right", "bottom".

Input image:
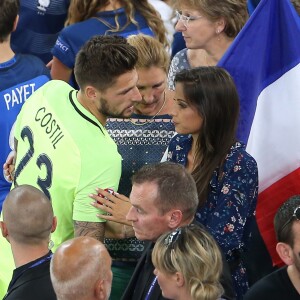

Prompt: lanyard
[
  {"left": 3, "top": 253, "right": 53, "bottom": 299},
  {"left": 145, "top": 276, "right": 158, "bottom": 300}
]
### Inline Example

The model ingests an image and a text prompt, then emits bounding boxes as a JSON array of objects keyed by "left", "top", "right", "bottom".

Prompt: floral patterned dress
[{"left": 167, "top": 134, "right": 258, "bottom": 299}]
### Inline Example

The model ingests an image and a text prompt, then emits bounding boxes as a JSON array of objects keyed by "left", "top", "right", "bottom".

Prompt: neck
[
  {"left": 186, "top": 134, "right": 199, "bottom": 173},
  {"left": 205, "top": 35, "right": 233, "bottom": 65},
  {"left": 10, "top": 241, "right": 50, "bottom": 268},
  {"left": 287, "top": 265, "right": 300, "bottom": 294},
  {"left": 0, "top": 41, "right": 15, "bottom": 64},
  {"left": 181, "top": 217, "right": 194, "bottom": 227},
  {"left": 77, "top": 90, "right": 107, "bottom": 126},
  {"left": 178, "top": 288, "right": 192, "bottom": 300},
  {"left": 100, "top": 0, "right": 122, "bottom": 11},
  {"left": 188, "top": 36, "right": 233, "bottom": 67}
]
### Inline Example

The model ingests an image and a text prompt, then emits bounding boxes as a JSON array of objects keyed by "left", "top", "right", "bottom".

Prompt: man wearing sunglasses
[{"left": 244, "top": 195, "right": 300, "bottom": 299}]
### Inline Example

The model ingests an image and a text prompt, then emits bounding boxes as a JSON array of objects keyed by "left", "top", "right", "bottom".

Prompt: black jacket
[
  {"left": 122, "top": 240, "right": 235, "bottom": 300},
  {"left": 3, "top": 252, "right": 56, "bottom": 300}
]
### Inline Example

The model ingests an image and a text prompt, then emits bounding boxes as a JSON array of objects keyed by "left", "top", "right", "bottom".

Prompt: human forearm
[{"left": 74, "top": 221, "right": 105, "bottom": 242}]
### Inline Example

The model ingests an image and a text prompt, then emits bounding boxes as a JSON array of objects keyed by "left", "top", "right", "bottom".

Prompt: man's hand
[{"left": 3, "top": 150, "right": 16, "bottom": 183}]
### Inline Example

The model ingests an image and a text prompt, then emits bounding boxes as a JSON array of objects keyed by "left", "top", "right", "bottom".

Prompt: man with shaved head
[
  {"left": 50, "top": 236, "right": 112, "bottom": 300},
  {"left": 0, "top": 184, "right": 56, "bottom": 299}
]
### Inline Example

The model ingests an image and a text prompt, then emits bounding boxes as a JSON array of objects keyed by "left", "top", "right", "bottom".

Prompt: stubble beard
[{"left": 99, "top": 96, "right": 131, "bottom": 119}]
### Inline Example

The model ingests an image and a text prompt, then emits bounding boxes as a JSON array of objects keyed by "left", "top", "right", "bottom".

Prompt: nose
[
  {"left": 132, "top": 86, "right": 142, "bottom": 103},
  {"left": 175, "top": 19, "right": 186, "bottom": 32},
  {"left": 126, "top": 206, "right": 136, "bottom": 222},
  {"left": 169, "top": 99, "right": 177, "bottom": 117},
  {"left": 142, "top": 90, "right": 154, "bottom": 103}
]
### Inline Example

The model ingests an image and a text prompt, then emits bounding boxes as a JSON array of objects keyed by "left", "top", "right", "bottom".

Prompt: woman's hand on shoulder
[{"left": 90, "top": 188, "right": 132, "bottom": 226}]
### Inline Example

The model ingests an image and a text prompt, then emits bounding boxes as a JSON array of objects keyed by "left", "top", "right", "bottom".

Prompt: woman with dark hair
[{"left": 166, "top": 66, "right": 258, "bottom": 299}]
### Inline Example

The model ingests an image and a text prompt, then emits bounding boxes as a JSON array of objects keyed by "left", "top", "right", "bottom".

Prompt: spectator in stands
[
  {"left": 51, "top": 0, "right": 168, "bottom": 88},
  {"left": 244, "top": 195, "right": 300, "bottom": 300},
  {"left": 11, "top": 0, "right": 70, "bottom": 64},
  {"left": 0, "top": 185, "right": 56, "bottom": 300},
  {"left": 0, "top": 0, "right": 50, "bottom": 213},
  {"left": 50, "top": 236, "right": 112, "bottom": 300},
  {"left": 152, "top": 224, "right": 224, "bottom": 300}
]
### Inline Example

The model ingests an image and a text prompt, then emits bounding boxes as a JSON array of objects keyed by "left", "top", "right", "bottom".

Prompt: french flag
[{"left": 218, "top": 0, "right": 300, "bottom": 266}]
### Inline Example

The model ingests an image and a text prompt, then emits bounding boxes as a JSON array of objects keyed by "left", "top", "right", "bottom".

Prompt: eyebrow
[
  {"left": 132, "top": 204, "right": 144, "bottom": 212},
  {"left": 137, "top": 80, "right": 165, "bottom": 88},
  {"left": 174, "top": 98, "right": 188, "bottom": 102},
  {"left": 117, "top": 84, "right": 136, "bottom": 95},
  {"left": 152, "top": 81, "right": 165, "bottom": 87}
]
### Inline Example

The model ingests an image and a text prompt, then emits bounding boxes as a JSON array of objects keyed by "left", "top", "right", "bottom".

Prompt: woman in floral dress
[{"left": 166, "top": 66, "right": 258, "bottom": 299}]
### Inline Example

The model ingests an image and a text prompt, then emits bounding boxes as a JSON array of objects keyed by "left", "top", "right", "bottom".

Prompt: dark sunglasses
[
  {"left": 164, "top": 224, "right": 197, "bottom": 249},
  {"left": 164, "top": 228, "right": 182, "bottom": 248},
  {"left": 281, "top": 206, "right": 300, "bottom": 233}
]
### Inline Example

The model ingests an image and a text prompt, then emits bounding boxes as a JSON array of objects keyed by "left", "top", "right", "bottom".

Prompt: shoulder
[
  {"left": 40, "top": 80, "right": 72, "bottom": 91},
  {"left": 244, "top": 267, "right": 291, "bottom": 300},
  {"left": 59, "top": 22, "right": 88, "bottom": 38},
  {"left": 8, "top": 261, "right": 56, "bottom": 300},
  {"left": 168, "top": 49, "right": 189, "bottom": 90},
  {"left": 225, "top": 141, "right": 258, "bottom": 169},
  {"left": 171, "top": 48, "right": 188, "bottom": 63},
  {"left": 16, "top": 54, "right": 50, "bottom": 77},
  {"left": 29, "top": 80, "right": 73, "bottom": 101},
  {"left": 17, "top": 53, "right": 44, "bottom": 65},
  {"left": 59, "top": 18, "right": 102, "bottom": 40},
  {"left": 169, "top": 134, "right": 191, "bottom": 148}
]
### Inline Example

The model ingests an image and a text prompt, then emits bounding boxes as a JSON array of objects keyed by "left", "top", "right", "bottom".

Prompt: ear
[
  {"left": 94, "top": 279, "right": 106, "bottom": 300},
  {"left": 13, "top": 15, "right": 19, "bottom": 32},
  {"left": 175, "top": 271, "right": 185, "bottom": 287},
  {"left": 276, "top": 242, "right": 293, "bottom": 265},
  {"left": 215, "top": 17, "right": 226, "bottom": 34},
  {"left": 51, "top": 216, "right": 57, "bottom": 233},
  {"left": 85, "top": 86, "right": 99, "bottom": 101},
  {"left": 168, "top": 210, "right": 183, "bottom": 229},
  {"left": 0, "top": 221, "right": 9, "bottom": 241}
]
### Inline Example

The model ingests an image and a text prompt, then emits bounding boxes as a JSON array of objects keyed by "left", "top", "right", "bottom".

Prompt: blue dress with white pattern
[{"left": 167, "top": 134, "right": 258, "bottom": 299}]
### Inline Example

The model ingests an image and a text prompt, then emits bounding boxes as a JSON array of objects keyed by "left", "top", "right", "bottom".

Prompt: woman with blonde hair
[
  {"left": 101, "top": 34, "right": 175, "bottom": 300},
  {"left": 51, "top": 0, "right": 168, "bottom": 88},
  {"left": 152, "top": 225, "right": 224, "bottom": 300}
]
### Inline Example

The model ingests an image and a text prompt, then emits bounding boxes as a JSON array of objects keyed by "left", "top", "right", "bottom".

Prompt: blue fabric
[
  {"left": 247, "top": 0, "right": 261, "bottom": 15},
  {"left": 218, "top": 0, "right": 300, "bottom": 143},
  {"left": 106, "top": 114, "right": 175, "bottom": 197},
  {"left": 52, "top": 8, "right": 154, "bottom": 88},
  {"left": 11, "top": 0, "right": 70, "bottom": 64},
  {"left": 167, "top": 48, "right": 189, "bottom": 91},
  {"left": 0, "top": 54, "right": 50, "bottom": 212},
  {"left": 171, "top": 32, "right": 186, "bottom": 58},
  {"left": 167, "top": 134, "right": 258, "bottom": 299}
]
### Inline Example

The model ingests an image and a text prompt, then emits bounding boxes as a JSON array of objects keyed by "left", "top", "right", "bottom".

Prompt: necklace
[{"left": 129, "top": 92, "right": 167, "bottom": 126}]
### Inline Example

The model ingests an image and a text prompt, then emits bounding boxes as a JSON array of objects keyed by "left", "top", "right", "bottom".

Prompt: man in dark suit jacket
[
  {"left": 123, "top": 162, "right": 235, "bottom": 300},
  {"left": 93, "top": 162, "right": 235, "bottom": 300},
  {"left": 0, "top": 185, "right": 56, "bottom": 300}
]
